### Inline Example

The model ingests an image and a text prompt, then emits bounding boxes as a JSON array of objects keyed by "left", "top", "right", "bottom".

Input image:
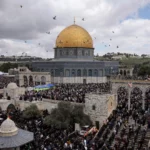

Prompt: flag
[
  {"left": 128, "top": 83, "right": 132, "bottom": 88},
  {"left": 84, "top": 127, "right": 98, "bottom": 137}
]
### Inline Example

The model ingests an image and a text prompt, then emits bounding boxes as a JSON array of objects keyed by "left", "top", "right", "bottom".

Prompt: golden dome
[{"left": 56, "top": 24, "right": 93, "bottom": 48}]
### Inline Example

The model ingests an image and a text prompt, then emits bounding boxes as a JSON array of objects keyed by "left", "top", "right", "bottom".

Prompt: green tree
[
  {"left": 23, "top": 104, "right": 41, "bottom": 119},
  {"left": 44, "top": 102, "right": 92, "bottom": 129},
  {"left": 138, "top": 65, "right": 150, "bottom": 76},
  {"left": 0, "top": 62, "right": 18, "bottom": 72}
]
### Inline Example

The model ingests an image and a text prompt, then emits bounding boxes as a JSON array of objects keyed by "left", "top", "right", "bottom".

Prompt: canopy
[{"left": 34, "top": 83, "right": 54, "bottom": 91}]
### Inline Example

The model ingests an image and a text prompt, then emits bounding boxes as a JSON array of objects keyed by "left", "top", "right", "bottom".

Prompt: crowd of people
[
  {"left": 87, "top": 86, "right": 149, "bottom": 150},
  {"left": 19, "top": 83, "right": 111, "bottom": 103},
  {"left": 0, "top": 107, "right": 98, "bottom": 150},
  {"left": 0, "top": 75, "right": 15, "bottom": 89},
  {"left": 0, "top": 82, "right": 150, "bottom": 149}
]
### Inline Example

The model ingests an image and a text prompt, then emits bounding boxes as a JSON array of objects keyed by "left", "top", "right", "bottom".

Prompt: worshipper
[{"left": 20, "top": 83, "right": 111, "bottom": 103}]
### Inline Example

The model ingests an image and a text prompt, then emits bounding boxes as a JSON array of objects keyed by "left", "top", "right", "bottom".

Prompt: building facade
[
  {"left": 9, "top": 67, "right": 51, "bottom": 87},
  {"left": 32, "top": 23, "right": 119, "bottom": 84}
]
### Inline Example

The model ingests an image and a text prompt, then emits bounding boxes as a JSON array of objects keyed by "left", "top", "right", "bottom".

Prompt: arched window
[
  {"left": 55, "top": 69, "right": 60, "bottom": 77},
  {"left": 131, "top": 87, "right": 142, "bottom": 105},
  {"left": 105, "top": 68, "right": 109, "bottom": 75},
  {"left": 124, "top": 70, "right": 126, "bottom": 76},
  {"left": 83, "top": 69, "right": 87, "bottom": 76},
  {"left": 82, "top": 50, "right": 84, "bottom": 56},
  {"left": 60, "top": 69, "right": 64, "bottom": 76},
  {"left": 65, "top": 69, "right": 70, "bottom": 77},
  {"left": 145, "top": 88, "right": 150, "bottom": 110},
  {"left": 85, "top": 51, "right": 88, "bottom": 56},
  {"left": 120, "top": 70, "right": 123, "bottom": 75},
  {"left": 23, "top": 76, "right": 28, "bottom": 87},
  {"left": 51, "top": 69, "right": 54, "bottom": 76},
  {"left": 94, "top": 69, "right": 98, "bottom": 76},
  {"left": 29, "top": 76, "right": 33, "bottom": 86},
  {"left": 77, "top": 69, "right": 81, "bottom": 77},
  {"left": 66, "top": 50, "right": 69, "bottom": 56},
  {"left": 60, "top": 50, "right": 62, "bottom": 56},
  {"left": 88, "top": 50, "right": 90, "bottom": 56},
  {"left": 72, "top": 69, "right": 76, "bottom": 77},
  {"left": 41, "top": 76, "right": 46, "bottom": 85},
  {"left": 117, "top": 87, "right": 128, "bottom": 103},
  {"left": 88, "top": 69, "right": 92, "bottom": 76},
  {"left": 35, "top": 76, "right": 40, "bottom": 86},
  {"left": 99, "top": 69, "right": 103, "bottom": 77}
]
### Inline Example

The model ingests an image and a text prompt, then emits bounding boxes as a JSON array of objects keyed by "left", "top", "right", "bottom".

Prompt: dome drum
[
  {"left": 0, "top": 129, "right": 18, "bottom": 137},
  {"left": 54, "top": 47, "right": 94, "bottom": 60}
]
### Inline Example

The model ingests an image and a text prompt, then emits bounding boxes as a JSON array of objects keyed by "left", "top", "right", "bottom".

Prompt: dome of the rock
[{"left": 56, "top": 24, "right": 93, "bottom": 48}]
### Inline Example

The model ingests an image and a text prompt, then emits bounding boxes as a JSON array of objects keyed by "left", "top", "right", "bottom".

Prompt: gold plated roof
[{"left": 56, "top": 24, "right": 93, "bottom": 48}]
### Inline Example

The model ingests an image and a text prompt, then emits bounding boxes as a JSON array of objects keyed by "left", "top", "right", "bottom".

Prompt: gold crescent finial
[{"left": 74, "top": 17, "right": 76, "bottom": 24}]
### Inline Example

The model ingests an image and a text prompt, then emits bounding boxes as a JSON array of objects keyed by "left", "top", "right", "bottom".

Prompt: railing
[
  {"left": 111, "top": 79, "right": 150, "bottom": 83},
  {"left": 43, "top": 98, "right": 85, "bottom": 105}
]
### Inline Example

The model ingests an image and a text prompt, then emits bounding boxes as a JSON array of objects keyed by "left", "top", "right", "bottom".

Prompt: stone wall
[
  {"left": 84, "top": 93, "right": 117, "bottom": 127},
  {"left": 0, "top": 100, "right": 13, "bottom": 111},
  {"left": 0, "top": 94, "right": 116, "bottom": 128},
  {"left": 16, "top": 99, "right": 84, "bottom": 112}
]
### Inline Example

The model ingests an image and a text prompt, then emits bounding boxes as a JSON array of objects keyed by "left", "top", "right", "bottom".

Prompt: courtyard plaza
[
  {"left": 19, "top": 82, "right": 111, "bottom": 103},
  {"left": 0, "top": 82, "right": 150, "bottom": 149}
]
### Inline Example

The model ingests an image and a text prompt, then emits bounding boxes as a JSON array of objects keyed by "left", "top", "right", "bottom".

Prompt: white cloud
[{"left": 0, "top": 0, "right": 150, "bottom": 58}]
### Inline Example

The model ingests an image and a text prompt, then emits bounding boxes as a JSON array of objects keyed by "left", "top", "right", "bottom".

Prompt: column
[
  {"left": 142, "top": 93, "right": 145, "bottom": 110},
  {"left": 128, "top": 88, "right": 131, "bottom": 111}
]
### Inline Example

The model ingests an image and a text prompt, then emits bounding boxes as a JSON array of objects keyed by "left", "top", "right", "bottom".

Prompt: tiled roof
[{"left": 0, "top": 129, "right": 33, "bottom": 148}]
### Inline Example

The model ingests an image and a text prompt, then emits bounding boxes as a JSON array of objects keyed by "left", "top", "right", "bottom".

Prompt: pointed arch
[
  {"left": 41, "top": 76, "right": 46, "bottom": 85},
  {"left": 130, "top": 87, "right": 143, "bottom": 106},
  {"left": 117, "top": 87, "right": 128, "bottom": 103},
  {"left": 29, "top": 75, "right": 33, "bottom": 86},
  {"left": 23, "top": 75, "right": 28, "bottom": 87}
]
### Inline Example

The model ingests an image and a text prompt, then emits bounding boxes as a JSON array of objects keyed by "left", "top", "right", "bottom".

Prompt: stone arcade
[
  {"left": 112, "top": 80, "right": 150, "bottom": 110},
  {"left": 32, "top": 23, "right": 119, "bottom": 84},
  {"left": 9, "top": 67, "right": 51, "bottom": 87}
]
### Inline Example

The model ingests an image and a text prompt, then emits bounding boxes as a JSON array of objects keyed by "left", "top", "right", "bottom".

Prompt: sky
[{"left": 0, "top": 0, "right": 150, "bottom": 58}]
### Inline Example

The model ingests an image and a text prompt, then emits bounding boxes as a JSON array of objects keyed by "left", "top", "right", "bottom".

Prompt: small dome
[
  {"left": 56, "top": 24, "right": 93, "bottom": 48},
  {"left": 0, "top": 118, "right": 18, "bottom": 136},
  {"left": 7, "top": 82, "right": 18, "bottom": 89}
]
